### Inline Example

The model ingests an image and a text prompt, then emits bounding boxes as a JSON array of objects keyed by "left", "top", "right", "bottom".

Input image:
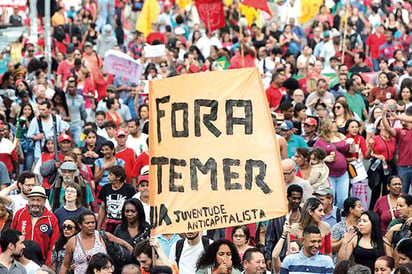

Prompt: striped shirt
[{"left": 280, "top": 250, "right": 334, "bottom": 274}]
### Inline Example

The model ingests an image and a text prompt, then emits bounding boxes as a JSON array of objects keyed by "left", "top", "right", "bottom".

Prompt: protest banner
[
  {"left": 144, "top": 44, "right": 166, "bottom": 58},
  {"left": 149, "top": 68, "right": 288, "bottom": 235},
  {"left": 103, "top": 50, "right": 143, "bottom": 83}
]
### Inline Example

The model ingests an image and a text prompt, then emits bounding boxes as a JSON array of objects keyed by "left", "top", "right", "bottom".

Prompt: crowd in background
[{"left": 0, "top": 0, "right": 412, "bottom": 273}]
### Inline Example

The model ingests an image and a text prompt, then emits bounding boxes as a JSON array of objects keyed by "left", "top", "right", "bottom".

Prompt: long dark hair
[
  {"left": 18, "top": 102, "right": 35, "bottom": 122},
  {"left": 361, "top": 211, "right": 385, "bottom": 256},
  {"left": 120, "top": 198, "right": 146, "bottom": 232},
  {"left": 54, "top": 216, "right": 80, "bottom": 252},
  {"left": 51, "top": 88, "right": 70, "bottom": 116},
  {"left": 23, "top": 240, "right": 45, "bottom": 266},
  {"left": 196, "top": 239, "right": 243, "bottom": 271}
]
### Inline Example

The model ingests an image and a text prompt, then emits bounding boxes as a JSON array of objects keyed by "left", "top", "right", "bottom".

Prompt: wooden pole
[
  {"left": 341, "top": 1, "right": 351, "bottom": 64},
  {"left": 206, "top": 3, "right": 212, "bottom": 34}
]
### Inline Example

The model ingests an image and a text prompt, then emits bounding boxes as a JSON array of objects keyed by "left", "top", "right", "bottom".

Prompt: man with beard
[
  {"left": 169, "top": 231, "right": 212, "bottom": 273},
  {"left": 126, "top": 119, "right": 148, "bottom": 156},
  {"left": 11, "top": 186, "right": 59, "bottom": 265},
  {"left": 135, "top": 238, "right": 178, "bottom": 274},
  {"left": 0, "top": 171, "right": 51, "bottom": 215},
  {"left": 49, "top": 161, "right": 94, "bottom": 211},
  {"left": 0, "top": 229, "right": 26, "bottom": 273},
  {"left": 243, "top": 248, "right": 268, "bottom": 274},
  {"left": 40, "top": 133, "right": 75, "bottom": 190},
  {"left": 27, "top": 101, "right": 66, "bottom": 161},
  {"left": 97, "top": 165, "right": 135, "bottom": 233},
  {"left": 280, "top": 226, "right": 334, "bottom": 274}
]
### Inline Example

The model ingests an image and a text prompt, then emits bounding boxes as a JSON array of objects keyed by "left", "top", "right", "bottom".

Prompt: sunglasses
[
  {"left": 335, "top": 106, "right": 342, "bottom": 110},
  {"left": 303, "top": 124, "right": 313, "bottom": 127},
  {"left": 28, "top": 50, "right": 34, "bottom": 53},
  {"left": 283, "top": 168, "right": 295, "bottom": 175},
  {"left": 160, "top": 64, "right": 168, "bottom": 68},
  {"left": 63, "top": 224, "right": 75, "bottom": 230}
]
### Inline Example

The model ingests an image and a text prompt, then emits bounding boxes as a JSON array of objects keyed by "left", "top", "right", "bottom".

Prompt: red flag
[
  {"left": 242, "top": 0, "right": 272, "bottom": 16},
  {"left": 195, "top": 0, "right": 225, "bottom": 32}
]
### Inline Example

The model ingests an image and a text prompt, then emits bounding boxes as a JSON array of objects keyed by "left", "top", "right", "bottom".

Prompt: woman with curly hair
[{"left": 196, "top": 239, "right": 243, "bottom": 274}]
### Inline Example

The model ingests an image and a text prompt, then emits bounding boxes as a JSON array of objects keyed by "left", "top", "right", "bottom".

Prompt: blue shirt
[
  {"left": 322, "top": 206, "right": 340, "bottom": 229},
  {"left": 287, "top": 134, "right": 309, "bottom": 158},
  {"left": 280, "top": 250, "right": 334, "bottom": 274}
]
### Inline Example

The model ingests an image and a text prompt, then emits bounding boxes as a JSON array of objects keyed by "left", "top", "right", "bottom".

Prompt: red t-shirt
[
  {"left": 368, "top": 86, "right": 397, "bottom": 103},
  {"left": 395, "top": 128, "right": 412, "bottom": 166},
  {"left": 131, "top": 151, "right": 149, "bottom": 178},
  {"left": 371, "top": 135, "right": 396, "bottom": 161},
  {"left": 265, "top": 84, "right": 284, "bottom": 111},
  {"left": 366, "top": 33, "right": 387, "bottom": 59},
  {"left": 57, "top": 60, "right": 74, "bottom": 85},
  {"left": 146, "top": 32, "right": 166, "bottom": 45},
  {"left": 116, "top": 147, "right": 136, "bottom": 183}
]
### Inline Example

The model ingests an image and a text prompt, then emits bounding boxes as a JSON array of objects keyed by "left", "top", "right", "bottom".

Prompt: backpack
[
  {"left": 175, "top": 236, "right": 210, "bottom": 266},
  {"left": 99, "top": 230, "right": 132, "bottom": 271}
]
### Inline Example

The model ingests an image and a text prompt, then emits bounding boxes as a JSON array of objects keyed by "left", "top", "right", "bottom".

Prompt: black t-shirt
[{"left": 98, "top": 183, "right": 136, "bottom": 220}]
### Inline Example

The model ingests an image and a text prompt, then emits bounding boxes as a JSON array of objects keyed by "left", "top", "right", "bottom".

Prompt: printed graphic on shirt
[{"left": 106, "top": 194, "right": 128, "bottom": 219}]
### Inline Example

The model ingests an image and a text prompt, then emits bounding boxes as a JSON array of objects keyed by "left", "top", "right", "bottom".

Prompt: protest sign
[
  {"left": 149, "top": 68, "right": 288, "bottom": 235},
  {"left": 144, "top": 44, "right": 166, "bottom": 58},
  {"left": 103, "top": 50, "right": 143, "bottom": 83}
]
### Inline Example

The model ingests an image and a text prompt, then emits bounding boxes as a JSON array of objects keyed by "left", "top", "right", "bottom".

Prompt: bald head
[
  {"left": 282, "top": 159, "right": 296, "bottom": 183},
  {"left": 282, "top": 159, "right": 295, "bottom": 170}
]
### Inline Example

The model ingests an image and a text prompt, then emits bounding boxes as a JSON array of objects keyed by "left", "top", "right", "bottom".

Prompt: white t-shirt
[
  {"left": 8, "top": 194, "right": 52, "bottom": 215},
  {"left": 126, "top": 133, "right": 148, "bottom": 156},
  {"left": 24, "top": 260, "right": 41, "bottom": 274},
  {"left": 169, "top": 239, "right": 211, "bottom": 274}
]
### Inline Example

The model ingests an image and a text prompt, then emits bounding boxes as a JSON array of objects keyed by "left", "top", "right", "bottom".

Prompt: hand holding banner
[{"left": 149, "top": 68, "right": 288, "bottom": 235}]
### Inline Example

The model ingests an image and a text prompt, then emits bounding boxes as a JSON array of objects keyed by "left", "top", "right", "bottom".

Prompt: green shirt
[
  {"left": 344, "top": 92, "right": 366, "bottom": 120},
  {"left": 49, "top": 184, "right": 94, "bottom": 208}
]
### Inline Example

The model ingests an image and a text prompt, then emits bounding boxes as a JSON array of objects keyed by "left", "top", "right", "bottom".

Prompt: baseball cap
[
  {"left": 106, "top": 85, "right": 117, "bottom": 93},
  {"left": 407, "top": 59, "right": 412, "bottom": 67},
  {"left": 138, "top": 174, "right": 149, "bottom": 184},
  {"left": 116, "top": 130, "right": 127, "bottom": 137},
  {"left": 323, "top": 31, "right": 330, "bottom": 38},
  {"left": 280, "top": 120, "right": 293, "bottom": 131},
  {"left": 304, "top": 117, "right": 318, "bottom": 126},
  {"left": 58, "top": 133, "right": 72, "bottom": 143},
  {"left": 84, "top": 41, "right": 93, "bottom": 48},
  {"left": 27, "top": 186, "right": 47, "bottom": 199},
  {"left": 313, "top": 186, "right": 334, "bottom": 196}
]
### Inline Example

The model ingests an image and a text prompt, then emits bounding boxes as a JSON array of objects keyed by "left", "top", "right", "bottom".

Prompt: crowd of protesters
[{"left": 1, "top": 0, "right": 412, "bottom": 273}]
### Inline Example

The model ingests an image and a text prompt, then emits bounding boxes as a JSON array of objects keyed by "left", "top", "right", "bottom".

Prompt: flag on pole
[
  {"left": 136, "top": 0, "right": 160, "bottom": 36},
  {"left": 195, "top": 0, "right": 226, "bottom": 32},
  {"left": 242, "top": 0, "right": 272, "bottom": 17}
]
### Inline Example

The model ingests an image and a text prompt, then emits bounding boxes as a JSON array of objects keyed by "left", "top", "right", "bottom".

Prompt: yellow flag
[
  {"left": 176, "top": 0, "right": 192, "bottom": 9},
  {"left": 300, "top": 0, "right": 322, "bottom": 24},
  {"left": 136, "top": 0, "right": 160, "bottom": 36},
  {"left": 240, "top": 4, "right": 259, "bottom": 26}
]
